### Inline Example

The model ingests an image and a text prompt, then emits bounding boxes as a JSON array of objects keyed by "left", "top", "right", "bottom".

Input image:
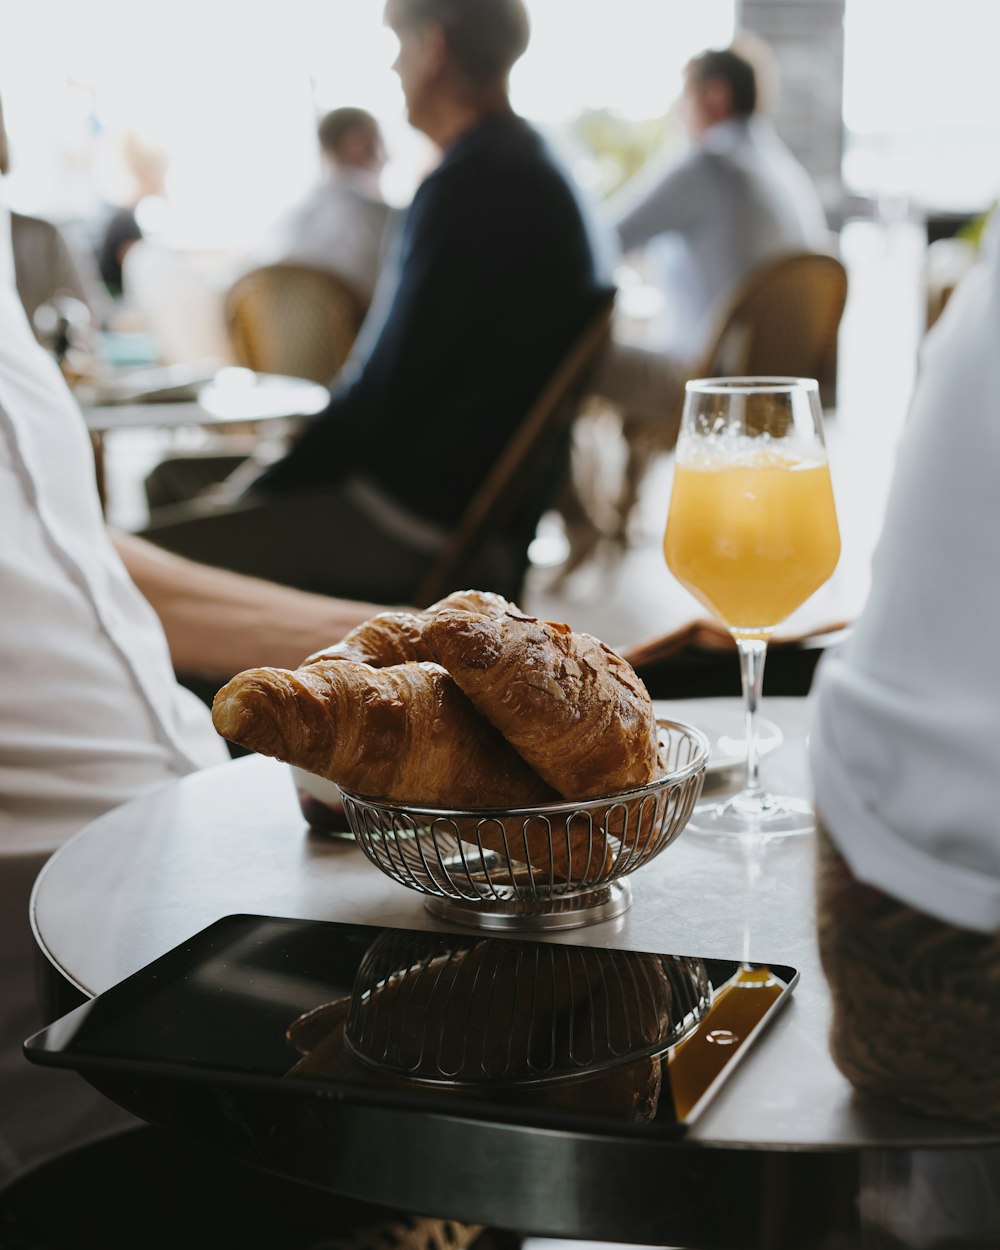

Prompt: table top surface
[
  {"left": 30, "top": 697, "right": 996, "bottom": 1155},
  {"left": 82, "top": 370, "right": 329, "bottom": 433}
]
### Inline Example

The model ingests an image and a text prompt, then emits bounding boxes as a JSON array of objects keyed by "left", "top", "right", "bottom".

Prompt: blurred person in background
[
  {"left": 574, "top": 43, "right": 830, "bottom": 556},
  {"left": 0, "top": 272, "right": 388, "bottom": 1200},
  {"left": 252, "top": 106, "right": 394, "bottom": 310},
  {"left": 608, "top": 44, "right": 828, "bottom": 367},
  {"left": 0, "top": 91, "right": 92, "bottom": 341},
  {"left": 138, "top": 0, "right": 610, "bottom": 606},
  {"left": 95, "top": 131, "right": 168, "bottom": 299}
]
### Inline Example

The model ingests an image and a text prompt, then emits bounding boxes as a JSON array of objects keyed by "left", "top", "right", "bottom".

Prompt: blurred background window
[
  {"left": 843, "top": 0, "right": 1000, "bottom": 217},
  {"left": 0, "top": 0, "right": 735, "bottom": 250},
  {"left": 4, "top": 0, "right": 1000, "bottom": 247}
]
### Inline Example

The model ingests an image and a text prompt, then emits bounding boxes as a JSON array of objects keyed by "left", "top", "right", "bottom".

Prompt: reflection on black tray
[
  {"left": 288, "top": 932, "right": 710, "bottom": 1128},
  {"left": 25, "top": 916, "right": 797, "bottom": 1137}
]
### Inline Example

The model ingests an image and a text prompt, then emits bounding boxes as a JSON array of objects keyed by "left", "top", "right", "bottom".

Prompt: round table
[
  {"left": 81, "top": 370, "right": 328, "bottom": 515},
  {"left": 30, "top": 698, "right": 1000, "bottom": 1248},
  {"left": 82, "top": 370, "right": 329, "bottom": 435}
]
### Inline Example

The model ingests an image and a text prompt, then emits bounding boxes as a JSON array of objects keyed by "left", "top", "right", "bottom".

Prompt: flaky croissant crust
[
  {"left": 422, "top": 610, "right": 660, "bottom": 799},
  {"left": 212, "top": 659, "right": 555, "bottom": 809},
  {"left": 303, "top": 589, "right": 519, "bottom": 669}
]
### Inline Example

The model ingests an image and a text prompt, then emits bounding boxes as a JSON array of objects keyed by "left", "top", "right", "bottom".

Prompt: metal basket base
[{"left": 423, "top": 878, "right": 631, "bottom": 932}]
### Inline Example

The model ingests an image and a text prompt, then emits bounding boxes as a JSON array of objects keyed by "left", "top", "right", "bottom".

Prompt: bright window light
[
  {"left": 0, "top": 0, "right": 734, "bottom": 248},
  {"left": 843, "top": 0, "right": 1000, "bottom": 210}
]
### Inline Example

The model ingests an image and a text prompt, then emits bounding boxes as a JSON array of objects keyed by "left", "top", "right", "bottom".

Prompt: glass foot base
[{"left": 686, "top": 791, "right": 815, "bottom": 840}]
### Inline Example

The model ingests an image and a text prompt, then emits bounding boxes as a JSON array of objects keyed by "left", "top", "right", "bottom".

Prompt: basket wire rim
[{"left": 338, "top": 718, "right": 711, "bottom": 819}]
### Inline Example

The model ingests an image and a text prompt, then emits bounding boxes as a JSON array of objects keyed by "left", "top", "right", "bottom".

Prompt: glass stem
[{"left": 735, "top": 637, "right": 768, "bottom": 798}]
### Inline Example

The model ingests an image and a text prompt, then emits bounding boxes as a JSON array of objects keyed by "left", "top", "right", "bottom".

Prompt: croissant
[
  {"left": 303, "top": 589, "right": 520, "bottom": 668},
  {"left": 212, "top": 659, "right": 554, "bottom": 808},
  {"left": 422, "top": 609, "right": 660, "bottom": 799},
  {"left": 427, "top": 589, "right": 521, "bottom": 618},
  {"left": 303, "top": 610, "right": 430, "bottom": 668},
  {"left": 213, "top": 658, "right": 616, "bottom": 876}
]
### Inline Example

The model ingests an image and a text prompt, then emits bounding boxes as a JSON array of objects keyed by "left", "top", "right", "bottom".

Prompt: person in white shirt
[
  {"left": 0, "top": 277, "right": 386, "bottom": 1188},
  {"left": 253, "top": 106, "right": 394, "bottom": 309},
  {"left": 810, "top": 218, "right": 1000, "bottom": 1245},
  {"left": 610, "top": 45, "right": 829, "bottom": 367}
]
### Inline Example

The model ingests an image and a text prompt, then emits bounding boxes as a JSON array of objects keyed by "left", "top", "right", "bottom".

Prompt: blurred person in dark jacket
[{"left": 139, "top": 0, "right": 611, "bottom": 605}]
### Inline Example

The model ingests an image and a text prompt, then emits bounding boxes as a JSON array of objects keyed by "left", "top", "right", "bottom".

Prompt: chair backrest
[
  {"left": 224, "top": 263, "right": 365, "bottom": 385},
  {"left": 415, "top": 292, "right": 616, "bottom": 607},
  {"left": 697, "top": 251, "right": 848, "bottom": 403}
]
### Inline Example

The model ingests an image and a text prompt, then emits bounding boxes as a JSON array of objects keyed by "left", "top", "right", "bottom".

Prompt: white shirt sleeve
[
  {"left": 612, "top": 152, "right": 706, "bottom": 255},
  {"left": 810, "top": 221, "right": 1000, "bottom": 932},
  {"left": 0, "top": 284, "right": 227, "bottom": 854}
]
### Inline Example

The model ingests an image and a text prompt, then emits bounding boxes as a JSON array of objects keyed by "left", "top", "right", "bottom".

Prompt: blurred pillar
[{"left": 736, "top": 0, "right": 847, "bottom": 222}]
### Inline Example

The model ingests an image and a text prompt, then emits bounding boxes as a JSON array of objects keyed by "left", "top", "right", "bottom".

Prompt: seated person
[
  {"left": 0, "top": 274, "right": 385, "bottom": 1190},
  {"left": 96, "top": 131, "right": 169, "bottom": 299},
  {"left": 572, "top": 45, "right": 831, "bottom": 558},
  {"left": 139, "top": 0, "right": 611, "bottom": 607},
  {"left": 811, "top": 214, "right": 1000, "bottom": 1243},
  {"left": 0, "top": 92, "right": 91, "bottom": 339},
  {"left": 97, "top": 202, "right": 143, "bottom": 299},
  {"left": 608, "top": 44, "right": 829, "bottom": 369},
  {"left": 252, "top": 106, "right": 394, "bottom": 309},
  {"left": 1, "top": 276, "right": 484, "bottom": 1250}
]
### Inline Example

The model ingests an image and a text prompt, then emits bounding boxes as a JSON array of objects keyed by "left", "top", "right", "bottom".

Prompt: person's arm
[
  {"left": 611, "top": 154, "right": 706, "bottom": 255},
  {"left": 810, "top": 222, "right": 1000, "bottom": 1127},
  {"left": 816, "top": 821, "right": 1000, "bottom": 1129},
  {"left": 110, "top": 530, "right": 386, "bottom": 678}
]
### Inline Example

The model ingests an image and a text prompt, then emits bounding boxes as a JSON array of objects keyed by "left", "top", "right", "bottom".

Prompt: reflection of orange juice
[
  {"left": 664, "top": 450, "right": 840, "bottom": 635},
  {"left": 666, "top": 967, "right": 785, "bottom": 1119}
]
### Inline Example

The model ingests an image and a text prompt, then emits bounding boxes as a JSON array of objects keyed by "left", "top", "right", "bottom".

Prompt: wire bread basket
[
  {"left": 341, "top": 719, "right": 709, "bottom": 930},
  {"left": 341, "top": 929, "right": 711, "bottom": 1087}
]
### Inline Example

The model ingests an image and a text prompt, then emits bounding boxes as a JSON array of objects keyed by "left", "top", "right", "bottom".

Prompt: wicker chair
[
  {"left": 697, "top": 249, "right": 847, "bottom": 392},
  {"left": 614, "top": 249, "right": 848, "bottom": 551},
  {"left": 224, "top": 263, "right": 366, "bottom": 385},
  {"left": 415, "top": 292, "right": 616, "bottom": 607}
]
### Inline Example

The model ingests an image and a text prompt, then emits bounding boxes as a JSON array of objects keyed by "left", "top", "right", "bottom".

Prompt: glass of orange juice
[{"left": 664, "top": 377, "right": 840, "bottom": 838}]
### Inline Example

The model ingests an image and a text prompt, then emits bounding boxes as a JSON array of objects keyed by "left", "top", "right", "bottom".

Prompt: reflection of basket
[
  {"left": 342, "top": 720, "right": 709, "bottom": 931},
  {"left": 343, "top": 930, "right": 710, "bottom": 1088}
]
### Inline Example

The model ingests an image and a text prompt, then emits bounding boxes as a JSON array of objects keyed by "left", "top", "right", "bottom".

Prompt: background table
[
  {"left": 30, "top": 698, "right": 1000, "bottom": 1248},
  {"left": 81, "top": 370, "right": 328, "bottom": 514}
]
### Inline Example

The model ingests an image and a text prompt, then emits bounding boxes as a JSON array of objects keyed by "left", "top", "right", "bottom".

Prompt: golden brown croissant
[
  {"left": 427, "top": 589, "right": 520, "bottom": 618},
  {"left": 303, "top": 589, "right": 520, "bottom": 668},
  {"left": 212, "top": 659, "right": 554, "bottom": 809},
  {"left": 303, "top": 610, "right": 430, "bottom": 668},
  {"left": 422, "top": 610, "right": 660, "bottom": 799}
]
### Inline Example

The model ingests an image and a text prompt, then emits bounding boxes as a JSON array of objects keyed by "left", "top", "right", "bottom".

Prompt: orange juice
[{"left": 664, "top": 450, "right": 840, "bottom": 634}]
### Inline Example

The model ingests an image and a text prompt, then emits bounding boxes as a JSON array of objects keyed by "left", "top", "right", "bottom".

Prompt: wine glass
[{"left": 663, "top": 376, "right": 840, "bottom": 838}]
